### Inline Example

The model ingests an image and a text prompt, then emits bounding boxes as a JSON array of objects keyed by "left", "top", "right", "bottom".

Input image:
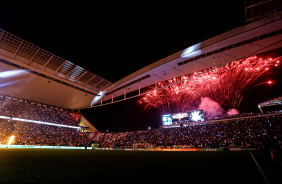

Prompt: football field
[{"left": 0, "top": 149, "right": 281, "bottom": 184}]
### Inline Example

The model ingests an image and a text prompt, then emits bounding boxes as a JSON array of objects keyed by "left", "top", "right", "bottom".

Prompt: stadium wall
[{"left": 79, "top": 114, "right": 99, "bottom": 132}]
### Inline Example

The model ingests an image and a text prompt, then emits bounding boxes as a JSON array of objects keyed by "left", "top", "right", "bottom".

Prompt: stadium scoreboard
[{"left": 162, "top": 110, "right": 204, "bottom": 126}]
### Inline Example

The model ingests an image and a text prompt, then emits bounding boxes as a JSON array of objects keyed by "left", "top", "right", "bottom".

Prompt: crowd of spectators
[
  {"left": 0, "top": 120, "right": 92, "bottom": 146},
  {"left": 94, "top": 115, "right": 282, "bottom": 150},
  {"left": 1, "top": 115, "right": 281, "bottom": 149},
  {"left": 0, "top": 93, "right": 281, "bottom": 152},
  {"left": 0, "top": 94, "right": 91, "bottom": 146},
  {"left": 0, "top": 95, "right": 78, "bottom": 126}
]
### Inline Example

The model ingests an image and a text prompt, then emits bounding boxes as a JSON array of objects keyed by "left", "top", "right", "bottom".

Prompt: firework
[
  {"left": 7, "top": 135, "right": 15, "bottom": 146},
  {"left": 138, "top": 55, "right": 281, "bottom": 114}
]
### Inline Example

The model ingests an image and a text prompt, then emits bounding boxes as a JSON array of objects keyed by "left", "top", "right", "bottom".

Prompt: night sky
[{"left": 0, "top": 1, "right": 281, "bottom": 132}]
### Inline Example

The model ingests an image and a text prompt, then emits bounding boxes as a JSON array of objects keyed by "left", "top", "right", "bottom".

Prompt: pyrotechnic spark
[
  {"left": 8, "top": 135, "right": 15, "bottom": 146},
  {"left": 138, "top": 55, "right": 281, "bottom": 113}
]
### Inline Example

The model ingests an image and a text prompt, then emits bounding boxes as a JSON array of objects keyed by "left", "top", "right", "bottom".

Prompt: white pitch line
[{"left": 249, "top": 151, "right": 272, "bottom": 184}]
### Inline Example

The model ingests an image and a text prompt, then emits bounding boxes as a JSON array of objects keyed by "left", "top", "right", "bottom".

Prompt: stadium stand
[
  {"left": 0, "top": 120, "right": 92, "bottom": 146},
  {"left": 0, "top": 94, "right": 78, "bottom": 126},
  {"left": 0, "top": 94, "right": 95, "bottom": 146},
  {"left": 0, "top": 99, "right": 281, "bottom": 162},
  {"left": 93, "top": 115, "right": 282, "bottom": 151}
]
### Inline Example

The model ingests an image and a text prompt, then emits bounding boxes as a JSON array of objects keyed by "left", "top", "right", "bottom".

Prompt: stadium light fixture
[
  {"left": 91, "top": 91, "right": 106, "bottom": 107},
  {"left": 181, "top": 43, "right": 202, "bottom": 58},
  {"left": 0, "top": 70, "right": 28, "bottom": 78}
]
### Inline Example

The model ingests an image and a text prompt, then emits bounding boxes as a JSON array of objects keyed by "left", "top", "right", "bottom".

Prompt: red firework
[{"left": 138, "top": 55, "right": 281, "bottom": 113}]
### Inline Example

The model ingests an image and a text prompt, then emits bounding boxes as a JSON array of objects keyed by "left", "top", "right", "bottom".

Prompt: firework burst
[{"left": 138, "top": 55, "right": 281, "bottom": 114}]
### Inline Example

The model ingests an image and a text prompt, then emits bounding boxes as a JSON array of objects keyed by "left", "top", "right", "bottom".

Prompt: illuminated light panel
[
  {"left": 0, "top": 115, "right": 11, "bottom": 120},
  {"left": 0, "top": 116, "right": 81, "bottom": 129},
  {"left": 91, "top": 91, "right": 106, "bottom": 107},
  {"left": 190, "top": 111, "right": 202, "bottom": 121},
  {"left": 181, "top": 43, "right": 202, "bottom": 58},
  {"left": 0, "top": 70, "right": 28, "bottom": 78}
]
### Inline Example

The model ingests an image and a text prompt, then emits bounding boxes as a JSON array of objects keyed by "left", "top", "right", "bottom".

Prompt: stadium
[{"left": 0, "top": 1, "right": 282, "bottom": 183}]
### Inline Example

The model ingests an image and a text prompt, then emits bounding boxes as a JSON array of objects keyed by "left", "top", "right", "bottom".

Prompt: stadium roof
[
  {"left": 99, "top": 12, "right": 282, "bottom": 106},
  {"left": 0, "top": 12, "right": 281, "bottom": 110},
  {"left": 0, "top": 28, "right": 112, "bottom": 109},
  {"left": 258, "top": 96, "right": 282, "bottom": 113}
]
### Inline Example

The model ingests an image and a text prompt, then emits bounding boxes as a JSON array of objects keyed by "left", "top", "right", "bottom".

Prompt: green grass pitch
[{"left": 0, "top": 149, "right": 281, "bottom": 184}]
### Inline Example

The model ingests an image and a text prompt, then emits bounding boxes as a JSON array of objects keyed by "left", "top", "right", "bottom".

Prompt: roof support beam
[
  {"left": 0, "top": 30, "right": 4, "bottom": 40},
  {"left": 155, "top": 74, "right": 166, "bottom": 82},
  {"left": 12, "top": 40, "right": 23, "bottom": 59},
  {"left": 85, "top": 75, "right": 96, "bottom": 84},
  {"left": 93, "top": 79, "right": 104, "bottom": 88},
  {"left": 101, "top": 82, "right": 111, "bottom": 90},
  {"left": 139, "top": 82, "right": 141, "bottom": 95},
  {"left": 76, "top": 71, "right": 87, "bottom": 81},
  {"left": 67, "top": 65, "right": 77, "bottom": 77},
  {"left": 55, "top": 60, "right": 67, "bottom": 73},
  {"left": 154, "top": 74, "right": 157, "bottom": 88},
  {"left": 29, "top": 48, "right": 40, "bottom": 65},
  {"left": 42, "top": 54, "right": 54, "bottom": 69}
]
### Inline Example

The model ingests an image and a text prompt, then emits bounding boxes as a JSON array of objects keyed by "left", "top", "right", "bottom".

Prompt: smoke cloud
[
  {"left": 227, "top": 109, "right": 239, "bottom": 116},
  {"left": 198, "top": 97, "right": 224, "bottom": 119}
]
